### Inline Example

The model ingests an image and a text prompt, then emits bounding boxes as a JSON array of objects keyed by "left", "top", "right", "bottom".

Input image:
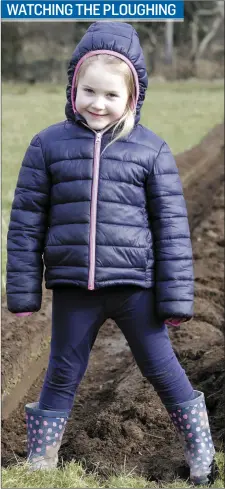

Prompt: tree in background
[
  {"left": 2, "top": 2, "right": 224, "bottom": 81},
  {"left": 2, "top": 24, "right": 22, "bottom": 78}
]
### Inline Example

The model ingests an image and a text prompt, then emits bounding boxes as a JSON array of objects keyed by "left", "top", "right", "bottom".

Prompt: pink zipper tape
[{"left": 88, "top": 132, "right": 102, "bottom": 290}]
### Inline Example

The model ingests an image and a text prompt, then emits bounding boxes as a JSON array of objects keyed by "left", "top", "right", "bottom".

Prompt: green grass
[
  {"left": 144, "top": 79, "right": 224, "bottom": 153},
  {"left": 2, "top": 453, "right": 225, "bottom": 488},
  {"left": 2, "top": 80, "right": 224, "bottom": 289}
]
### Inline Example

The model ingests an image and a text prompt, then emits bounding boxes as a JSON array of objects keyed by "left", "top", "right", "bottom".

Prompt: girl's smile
[{"left": 88, "top": 111, "right": 107, "bottom": 117}]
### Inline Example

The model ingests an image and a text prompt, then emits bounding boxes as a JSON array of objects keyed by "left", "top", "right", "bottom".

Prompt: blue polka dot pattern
[{"left": 168, "top": 390, "right": 215, "bottom": 485}]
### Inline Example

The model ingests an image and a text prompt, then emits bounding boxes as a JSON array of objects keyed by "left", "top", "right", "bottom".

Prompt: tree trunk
[{"left": 165, "top": 22, "right": 174, "bottom": 64}]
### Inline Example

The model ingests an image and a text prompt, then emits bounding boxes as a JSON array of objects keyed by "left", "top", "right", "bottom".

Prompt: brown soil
[{"left": 1, "top": 123, "right": 224, "bottom": 483}]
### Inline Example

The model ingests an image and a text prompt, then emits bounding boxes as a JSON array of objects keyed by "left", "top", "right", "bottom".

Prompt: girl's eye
[
  {"left": 107, "top": 93, "right": 117, "bottom": 98},
  {"left": 84, "top": 88, "right": 94, "bottom": 93}
]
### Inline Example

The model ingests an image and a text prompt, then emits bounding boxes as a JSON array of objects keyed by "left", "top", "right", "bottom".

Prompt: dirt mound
[
  {"left": 1, "top": 292, "right": 52, "bottom": 397},
  {"left": 176, "top": 122, "right": 224, "bottom": 171},
  {"left": 63, "top": 369, "right": 184, "bottom": 481}
]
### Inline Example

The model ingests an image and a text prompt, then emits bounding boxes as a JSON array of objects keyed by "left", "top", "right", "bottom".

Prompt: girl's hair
[{"left": 75, "top": 54, "right": 136, "bottom": 152}]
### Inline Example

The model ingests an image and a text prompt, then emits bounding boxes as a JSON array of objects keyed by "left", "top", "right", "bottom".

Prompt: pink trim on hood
[{"left": 71, "top": 50, "right": 139, "bottom": 114}]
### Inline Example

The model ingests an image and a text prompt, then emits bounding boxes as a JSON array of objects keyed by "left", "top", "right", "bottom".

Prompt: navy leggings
[{"left": 39, "top": 286, "right": 194, "bottom": 412}]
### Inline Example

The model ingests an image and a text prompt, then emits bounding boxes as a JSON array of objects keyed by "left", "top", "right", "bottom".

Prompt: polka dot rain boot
[
  {"left": 25, "top": 402, "right": 69, "bottom": 470},
  {"left": 168, "top": 390, "right": 215, "bottom": 485},
  {"left": 167, "top": 391, "right": 215, "bottom": 485}
]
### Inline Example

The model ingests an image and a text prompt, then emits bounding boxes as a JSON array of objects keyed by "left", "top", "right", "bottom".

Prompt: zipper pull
[{"left": 96, "top": 132, "right": 102, "bottom": 142}]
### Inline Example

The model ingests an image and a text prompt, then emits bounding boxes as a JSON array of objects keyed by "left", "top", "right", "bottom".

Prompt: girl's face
[{"left": 76, "top": 61, "right": 130, "bottom": 130}]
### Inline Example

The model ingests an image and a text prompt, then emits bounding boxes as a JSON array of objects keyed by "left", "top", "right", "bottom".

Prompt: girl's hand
[
  {"left": 165, "top": 317, "right": 187, "bottom": 326},
  {"left": 15, "top": 312, "right": 33, "bottom": 317}
]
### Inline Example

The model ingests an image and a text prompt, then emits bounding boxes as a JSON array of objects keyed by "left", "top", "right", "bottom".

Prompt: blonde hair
[{"left": 75, "top": 54, "right": 136, "bottom": 152}]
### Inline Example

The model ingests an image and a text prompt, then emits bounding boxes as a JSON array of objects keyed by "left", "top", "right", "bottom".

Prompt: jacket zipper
[{"left": 88, "top": 131, "right": 102, "bottom": 290}]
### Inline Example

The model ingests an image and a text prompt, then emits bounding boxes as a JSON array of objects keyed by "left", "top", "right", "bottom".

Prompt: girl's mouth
[{"left": 88, "top": 111, "right": 106, "bottom": 117}]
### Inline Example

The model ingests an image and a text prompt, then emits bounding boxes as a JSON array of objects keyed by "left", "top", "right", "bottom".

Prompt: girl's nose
[{"left": 92, "top": 97, "right": 105, "bottom": 111}]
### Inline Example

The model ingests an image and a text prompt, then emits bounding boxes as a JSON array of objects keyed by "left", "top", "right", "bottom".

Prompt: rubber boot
[
  {"left": 167, "top": 390, "right": 215, "bottom": 485},
  {"left": 25, "top": 402, "right": 69, "bottom": 470}
]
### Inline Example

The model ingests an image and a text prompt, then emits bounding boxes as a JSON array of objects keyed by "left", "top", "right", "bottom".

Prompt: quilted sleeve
[
  {"left": 146, "top": 142, "right": 194, "bottom": 320},
  {"left": 6, "top": 135, "right": 50, "bottom": 313}
]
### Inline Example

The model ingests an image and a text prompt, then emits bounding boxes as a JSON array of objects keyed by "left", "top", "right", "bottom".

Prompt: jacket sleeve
[
  {"left": 146, "top": 142, "right": 194, "bottom": 320},
  {"left": 6, "top": 135, "right": 50, "bottom": 313}
]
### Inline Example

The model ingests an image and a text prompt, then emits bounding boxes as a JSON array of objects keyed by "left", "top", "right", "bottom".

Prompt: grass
[
  {"left": 2, "top": 80, "right": 224, "bottom": 487},
  {"left": 2, "top": 453, "right": 225, "bottom": 488}
]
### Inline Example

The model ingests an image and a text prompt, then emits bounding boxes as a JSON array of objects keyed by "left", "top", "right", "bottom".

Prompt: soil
[{"left": 1, "top": 123, "right": 224, "bottom": 483}]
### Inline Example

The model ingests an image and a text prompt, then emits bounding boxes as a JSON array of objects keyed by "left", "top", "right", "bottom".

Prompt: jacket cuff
[
  {"left": 157, "top": 301, "right": 193, "bottom": 321},
  {"left": 7, "top": 292, "right": 42, "bottom": 313}
]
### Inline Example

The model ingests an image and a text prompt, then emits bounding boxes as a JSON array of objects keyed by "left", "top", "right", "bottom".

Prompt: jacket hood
[{"left": 65, "top": 22, "right": 148, "bottom": 125}]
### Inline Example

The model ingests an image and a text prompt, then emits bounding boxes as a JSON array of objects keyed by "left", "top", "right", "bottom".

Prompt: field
[{"left": 2, "top": 81, "right": 225, "bottom": 488}]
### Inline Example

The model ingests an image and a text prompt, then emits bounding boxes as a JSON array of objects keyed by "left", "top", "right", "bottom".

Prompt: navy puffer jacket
[{"left": 7, "top": 22, "right": 194, "bottom": 320}]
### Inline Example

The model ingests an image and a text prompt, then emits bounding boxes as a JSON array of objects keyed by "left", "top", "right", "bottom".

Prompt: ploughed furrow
[{"left": 1, "top": 123, "right": 224, "bottom": 479}]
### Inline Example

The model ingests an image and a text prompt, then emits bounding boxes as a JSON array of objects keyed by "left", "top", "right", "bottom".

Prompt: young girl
[{"left": 7, "top": 22, "right": 215, "bottom": 485}]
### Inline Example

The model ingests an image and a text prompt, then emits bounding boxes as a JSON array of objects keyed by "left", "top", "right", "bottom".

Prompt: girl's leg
[
  {"left": 39, "top": 287, "right": 106, "bottom": 412},
  {"left": 109, "top": 286, "right": 194, "bottom": 406},
  {"left": 109, "top": 286, "right": 215, "bottom": 485},
  {"left": 26, "top": 287, "right": 106, "bottom": 470}
]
